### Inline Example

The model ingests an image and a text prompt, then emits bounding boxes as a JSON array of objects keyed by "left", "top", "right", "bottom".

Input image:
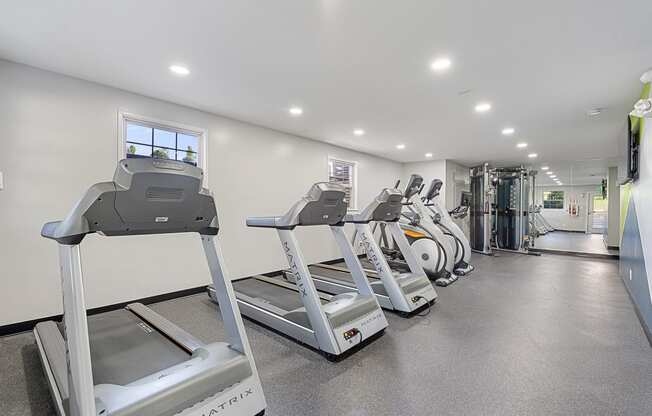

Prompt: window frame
[
  {"left": 542, "top": 190, "right": 565, "bottom": 210},
  {"left": 117, "top": 111, "right": 208, "bottom": 184},
  {"left": 327, "top": 156, "right": 358, "bottom": 211}
]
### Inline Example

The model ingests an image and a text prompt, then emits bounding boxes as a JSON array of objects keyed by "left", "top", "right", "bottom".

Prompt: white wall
[
  {"left": 445, "top": 160, "right": 470, "bottom": 211},
  {"left": 401, "top": 159, "right": 447, "bottom": 204},
  {"left": 534, "top": 185, "right": 599, "bottom": 232},
  {"left": 0, "top": 60, "right": 402, "bottom": 325},
  {"left": 402, "top": 159, "right": 470, "bottom": 236}
]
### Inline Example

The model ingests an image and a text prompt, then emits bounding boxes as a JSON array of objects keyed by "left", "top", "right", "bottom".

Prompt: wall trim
[
  {"left": 621, "top": 278, "right": 652, "bottom": 347},
  {"left": 0, "top": 285, "right": 207, "bottom": 337},
  {"left": 529, "top": 247, "right": 618, "bottom": 260}
]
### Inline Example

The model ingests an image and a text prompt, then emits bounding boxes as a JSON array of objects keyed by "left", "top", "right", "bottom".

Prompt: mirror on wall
[{"left": 531, "top": 159, "right": 619, "bottom": 256}]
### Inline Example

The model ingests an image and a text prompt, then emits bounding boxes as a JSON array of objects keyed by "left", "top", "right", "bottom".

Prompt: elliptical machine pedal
[
  {"left": 434, "top": 271, "right": 458, "bottom": 287},
  {"left": 454, "top": 261, "right": 475, "bottom": 276}
]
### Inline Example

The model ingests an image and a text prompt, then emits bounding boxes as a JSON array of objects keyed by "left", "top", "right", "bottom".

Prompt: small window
[
  {"left": 543, "top": 191, "right": 564, "bottom": 209},
  {"left": 119, "top": 112, "right": 205, "bottom": 171},
  {"left": 328, "top": 158, "right": 357, "bottom": 210}
]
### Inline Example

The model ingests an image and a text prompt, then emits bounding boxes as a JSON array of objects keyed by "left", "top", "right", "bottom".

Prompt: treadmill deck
[{"left": 58, "top": 309, "right": 189, "bottom": 386}]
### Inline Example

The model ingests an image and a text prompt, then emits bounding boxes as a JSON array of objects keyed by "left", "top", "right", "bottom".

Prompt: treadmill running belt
[
  {"left": 310, "top": 264, "right": 389, "bottom": 296},
  {"left": 325, "top": 260, "right": 377, "bottom": 272},
  {"left": 59, "top": 309, "right": 190, "bottom": 386},
  {"left": 233, "top": 277, "right": 312, "bottom": 311},
  {"left": 309, "top": 265, "right": 356, "bottom": 284}
]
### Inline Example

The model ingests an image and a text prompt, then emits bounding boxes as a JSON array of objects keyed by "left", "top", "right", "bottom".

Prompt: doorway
[{"left": 587, "top": 192, "right": 608, "bottom": 234}]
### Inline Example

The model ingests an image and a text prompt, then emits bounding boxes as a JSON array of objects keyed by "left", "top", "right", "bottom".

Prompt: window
[
  {"left": 543, "top": 191, "right": 564, "bottom": 209},
  {"left": 328, "top": 157, "right": 357, "bottom": 210},
  {"left": 119, "top": 112, "right": 206, "bottom": 171}
]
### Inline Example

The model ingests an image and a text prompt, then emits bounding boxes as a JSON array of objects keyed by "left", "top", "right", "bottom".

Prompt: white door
[{"left": 587, "top": 192, "right": 608, "bottom": 234}]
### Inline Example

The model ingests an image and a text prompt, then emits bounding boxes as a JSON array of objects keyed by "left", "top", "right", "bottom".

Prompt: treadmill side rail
[
  {"left": 34, "top": 322, "right": 67, "bottom": 416},
  {"left": 126, "top": 303, "right": 203, "bottom": 353}
]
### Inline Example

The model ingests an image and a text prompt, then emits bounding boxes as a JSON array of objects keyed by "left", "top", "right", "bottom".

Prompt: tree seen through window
[{"left": 125, "top": 122, "right": 200, "bottom": 166}]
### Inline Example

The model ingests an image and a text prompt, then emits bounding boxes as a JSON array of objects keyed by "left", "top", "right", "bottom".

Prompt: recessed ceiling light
[
  {"left": 425, "top": 152, "right": 433, "bottom": 158},
  {"left": 475, "top": 102, "right": 492, "bottom": 113},
  {"left": 541, "top": 166, "right": 549, "bottom": 170},
  {"left": 550, "top": 175, "right": 557, "bottom": 179},
  {"left": 501, "top": 127, "right": 515, "bottom": 136},
  {"left": 516, "top": 143, "right": 528, "bottom": 148},
  {"left": 353, "top": 129, "right": 365, "bottom": 136},
  {"left": 430, "top": 57, "right": 452, "bottom": 72},
  {"left": 169, "top": 65, "right": 190, "bottom": 76},
  {"left": 396, "top": 144, "right": 406, "bottom": 150},
  {"left": 289, "top": 107, "right": 303, "bottom": 116},
  {"left": 528, "top": 153, "right": 538, "bottom": 158},
  {"left": 547, "top": 171, "right": 554, "bottom": 175},
  {"left": 557, "top": 183, "right": 563, "bottom": 186}
]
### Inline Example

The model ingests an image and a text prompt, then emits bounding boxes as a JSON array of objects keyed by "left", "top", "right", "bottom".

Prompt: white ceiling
[
  {"left": 535, "top": 159, "right": 613, "bottom": 187},
  {"left": 1, "top": 1, "right": 650, "bottom": 165}
]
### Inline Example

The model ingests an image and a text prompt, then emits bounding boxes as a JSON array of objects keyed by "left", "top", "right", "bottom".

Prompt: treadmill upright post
[
  {"left": 331, "top": 225, "right": 375, "bottom": 299},
  {"left": 201, "top": 235, "right": 247, "bottom": 354},
  {"left": 353, "top": 223, "right": 414, "bottom": 311},
  {"left": 276, "top": 228, "right": 340, "bottom": 354},
  {"left": 58, "top": 244, "right": 97, "bottom": 416}
]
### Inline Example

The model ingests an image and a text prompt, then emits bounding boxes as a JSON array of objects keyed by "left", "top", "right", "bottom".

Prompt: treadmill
[
  {"left": 208, "top": 182, "right": 388, "bottom": 360},
  {"left": 34, "top": 158, "right": 266, "bottom": 416},
  {"left": 302, "top": 188, "right": 438, "bottom": 314}
]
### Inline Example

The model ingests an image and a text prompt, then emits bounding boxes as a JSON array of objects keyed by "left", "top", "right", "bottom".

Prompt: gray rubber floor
[
  {"left": 536, "top": 231, "right": 619, "bottom": 256},
  {"left": 1, "top": 252, "right": 651, "bottom": 416}
]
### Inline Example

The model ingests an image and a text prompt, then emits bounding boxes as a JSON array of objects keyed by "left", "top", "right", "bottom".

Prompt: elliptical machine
[
  {"left": 376, "top": 174, "right": 459, "bottom": 286},
  {"left": 422, "top": 179, "right": 474, "bottom": 276}
]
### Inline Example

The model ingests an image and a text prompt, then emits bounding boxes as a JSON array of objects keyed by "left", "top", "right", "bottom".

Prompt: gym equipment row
[{"left": 36, "top": 160, "right": 475, "bottom": 415}]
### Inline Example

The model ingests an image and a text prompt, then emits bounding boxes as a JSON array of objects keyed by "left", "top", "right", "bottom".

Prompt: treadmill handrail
[
  {"left": 127, "top": 303, "right": 203, "bottom": 353},
  {"left": 246, "top": 216, "right": 283, "bottom": 228}
]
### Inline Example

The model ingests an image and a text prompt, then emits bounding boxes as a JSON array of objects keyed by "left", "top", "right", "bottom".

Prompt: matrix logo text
[
  {"left": 201, "top": 388, "right": 254, "bottom": 415},
  {"left": 359, "top": 232, "right": 383, "bottom": 273},
  {"left": 284, "top": 242, "right": 307, "bottom": 297}
]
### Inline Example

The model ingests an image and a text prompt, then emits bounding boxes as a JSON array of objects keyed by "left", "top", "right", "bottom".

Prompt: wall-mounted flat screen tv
[{"left": 624, "top": 116, "right": 640, "bottom": 184}]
